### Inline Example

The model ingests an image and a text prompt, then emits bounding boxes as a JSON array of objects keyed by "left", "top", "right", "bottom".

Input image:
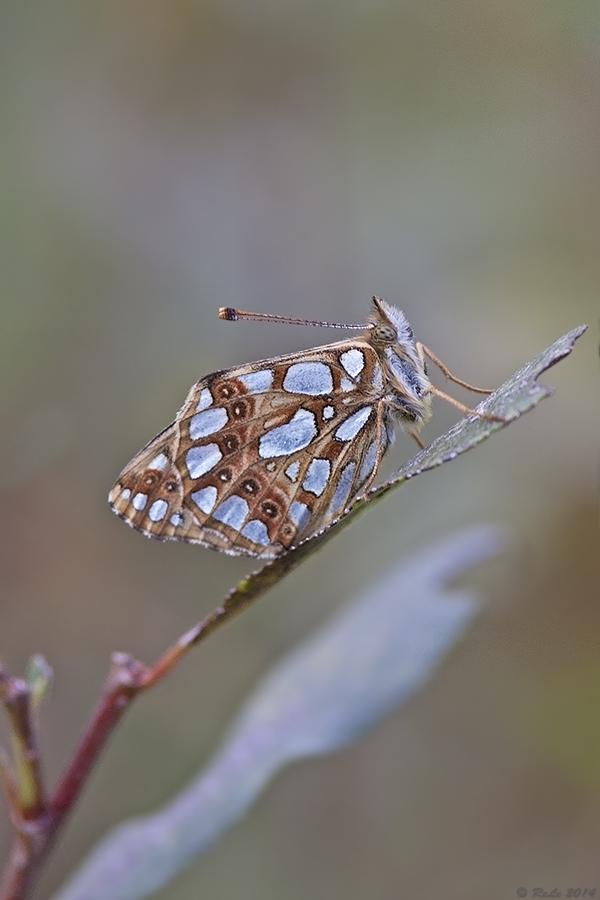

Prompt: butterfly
[{"left": 108, "top": 296, "right": 495, "bottom": 558}]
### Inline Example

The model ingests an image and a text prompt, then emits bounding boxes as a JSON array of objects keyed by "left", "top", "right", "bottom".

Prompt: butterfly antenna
[{"left": 218, "top": 307, "right": 371, "bottom": 331}]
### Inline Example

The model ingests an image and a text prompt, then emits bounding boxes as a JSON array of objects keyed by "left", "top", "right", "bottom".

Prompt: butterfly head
[
  {"left": 368, "top": 296, "right": 432, "bottom": 433},
  {"left": 368, "top": 296, "right": 414, "bottom": 346}
]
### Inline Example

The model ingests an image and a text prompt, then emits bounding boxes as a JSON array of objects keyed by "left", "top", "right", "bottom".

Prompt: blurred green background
[{"left": 0, "top": 2, "right": 597, "bottom": 898}]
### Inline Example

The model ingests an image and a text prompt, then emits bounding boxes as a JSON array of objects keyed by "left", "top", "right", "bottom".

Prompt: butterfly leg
[
  {"left": 416, "top": 342, "right": 506, "bottom": 423},
  {"left": 427, "top": 384, "right": 506, "bottom": 423},
  {"left": 417, "top": 342, "right": 494, "bottom": 394}
]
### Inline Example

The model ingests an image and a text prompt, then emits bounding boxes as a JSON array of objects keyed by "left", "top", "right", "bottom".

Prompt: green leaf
[{"left": 54, "top": 525, "right": 507, "bottom": 900}]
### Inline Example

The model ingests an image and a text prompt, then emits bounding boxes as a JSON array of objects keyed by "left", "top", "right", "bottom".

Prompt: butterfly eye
[{"left": 372, "top": 324, "right": 398, "bottom": 345}]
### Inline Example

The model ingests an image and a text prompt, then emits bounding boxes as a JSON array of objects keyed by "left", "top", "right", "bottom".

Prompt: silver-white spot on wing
[
  {"left": 289, "top": 500, "right": 310, "bottom": 529},
  {"left": 121, "top": 488, "right": 131, "bottom": 500},
  {"left": 285, "top": 461, "right": 300, "bottom": 481},
  {"left": 282, "top": 362, "right": 333, "bottom": 395},
  {"left": 196, "top": 388, "right": 213, "bottom": 411},
  {"left": 340, "top": 376, "right": 354, "bottom": 392},
  {"left": 340, "top": 348, "right": 365, "bottom": 379},
  {"left": 302, "top": 458, "right": 331, "bottom": 497},
  {"left": 334, "top": 406, "right": 372, "bottom": 442},
  {"left": 258, "top": 409, "right": 317, "bottom": 458},
  {"left": 358, "top": 440, "right": 378, "bottom": 486},
  {"left": 241, "top": 519, "right": 270, "bottom": 546},
  {"left": 212, "top": 495, "right": 249, "bottom": 531},
  {"left": 189, "top": 407, "right": 228, "bottom": 440},
  {"left": 371, "top": 362, "right": 383, "bottom": 391},
  {"left": 322, "top": 405, "right": 335, "bottom": 421},
  {"left": 132, "top": 492, "right": 148, "bottom": 511},
  {"left": 148, "top": 453, "right": 169, "bottom": 471},
  {"left": 239, "top": 370, "right": 273, "bottom": 392},
  {"left": 148, "top": 499, "right": 168, "bottom": 521},
  {"left": 327, "top": 462, "right": 355, "bottom": 518},
  {"left": 170, "top": 511, "right": 184, "bottom": 527},
  {"left": 191, "top": 485, "right": 218, "bottom": 514},
  {"left": 186, "top": 444, "right": 222, "bottom": 479}
]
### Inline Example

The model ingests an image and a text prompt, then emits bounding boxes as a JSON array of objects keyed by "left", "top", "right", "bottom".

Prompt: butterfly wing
[{"left": 108, "top": 339, "right": 391, "bottom": 557}]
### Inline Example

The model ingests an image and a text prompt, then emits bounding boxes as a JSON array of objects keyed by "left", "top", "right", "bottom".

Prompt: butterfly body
[{"left": 109, "top": 297, "right": 434, "bottom": 557}]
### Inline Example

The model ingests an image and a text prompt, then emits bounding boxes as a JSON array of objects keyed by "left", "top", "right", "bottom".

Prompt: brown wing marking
[{"left": 108, "top": 340, "right": 389, "bottom": 556}]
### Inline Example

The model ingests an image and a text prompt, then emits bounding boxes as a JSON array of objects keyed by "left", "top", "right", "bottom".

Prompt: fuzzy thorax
[{"left": 367, "top": 296, "right": 433, "bottom": 436}]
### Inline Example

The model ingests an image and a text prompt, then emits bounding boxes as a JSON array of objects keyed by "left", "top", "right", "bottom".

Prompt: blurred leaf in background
[{"left": 54, "top": 526, "right": 505, "bottom": 900}]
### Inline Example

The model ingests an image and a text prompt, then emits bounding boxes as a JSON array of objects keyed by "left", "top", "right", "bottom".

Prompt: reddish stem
[
  {"left": 49, "top": 654, "right": 146, "bottom": 828},
  {"left": 0, "top": 602, "right": 235, "bottom": 900}
]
